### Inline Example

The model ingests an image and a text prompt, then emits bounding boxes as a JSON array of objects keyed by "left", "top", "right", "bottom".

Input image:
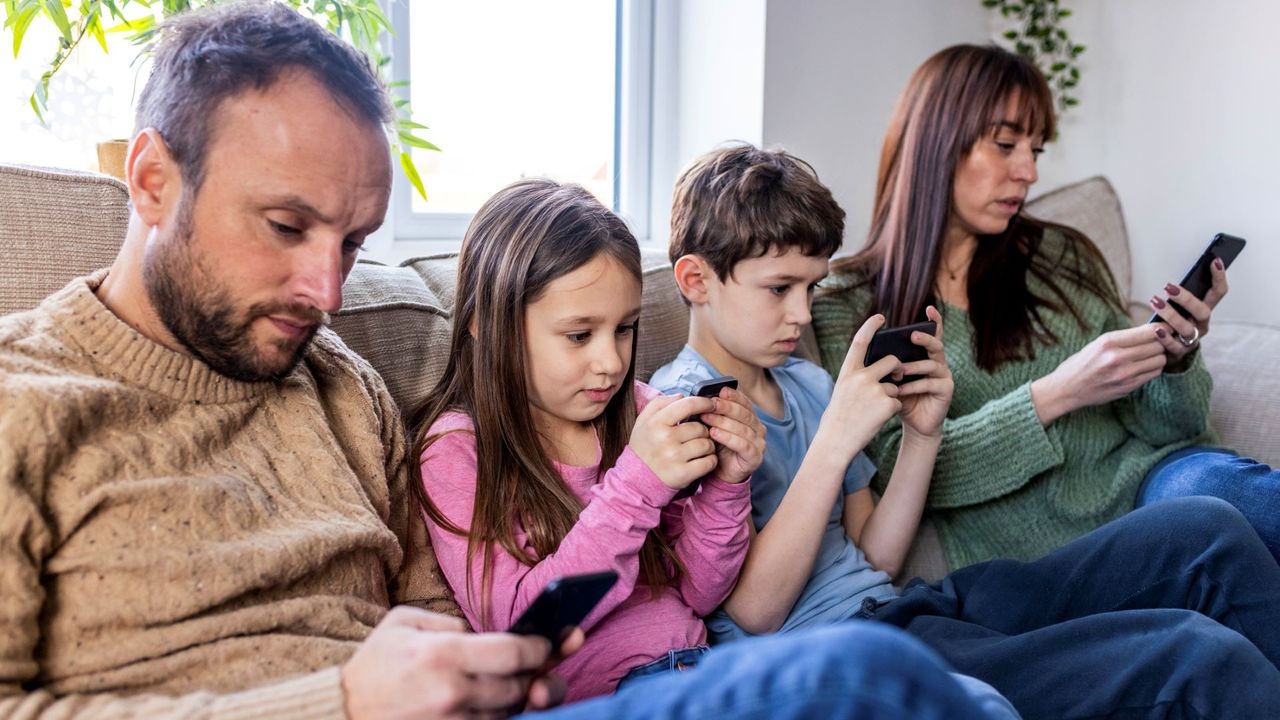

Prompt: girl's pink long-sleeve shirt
[{"left": 419, "top": 382, "right": 751, "bottom": 701}]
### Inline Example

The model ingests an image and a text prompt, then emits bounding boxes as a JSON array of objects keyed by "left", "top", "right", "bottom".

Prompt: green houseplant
[
  {"left": 982, "top": 0, "right": 1085, "bottom": 116},
  {"left": 2, "top": 0, "right": 435, "bottom": 198}
]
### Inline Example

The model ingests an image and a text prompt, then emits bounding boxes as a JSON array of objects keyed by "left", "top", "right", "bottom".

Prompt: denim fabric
[
  {"left": 1137, "top": 445, "right": 1280, "bottom": 563},
  {"left": 874, "top": 497, "right": 1280, "bottom": 719},
  {"left": 614, "top": 646, "right": 709, "bottom": 691},
  {"left": 521, "top": 623, "right": 997, "bottom": 720}
]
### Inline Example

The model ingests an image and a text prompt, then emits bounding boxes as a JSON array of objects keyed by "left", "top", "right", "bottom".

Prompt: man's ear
[
  {"left": 673, "top": 254, "right": 715, "bottom": 305},
  {"left": 126, "top": 128, "right": 183, "bottom": 227}
]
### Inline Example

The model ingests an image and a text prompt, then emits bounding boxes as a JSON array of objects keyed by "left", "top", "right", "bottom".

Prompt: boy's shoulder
[{"left": 648, "top": 345, "right": 714, "bottom": 395}]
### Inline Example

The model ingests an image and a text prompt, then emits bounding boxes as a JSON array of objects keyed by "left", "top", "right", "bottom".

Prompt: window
[{"left": 386, "top": 0, "right": 654, "bottom": 254}]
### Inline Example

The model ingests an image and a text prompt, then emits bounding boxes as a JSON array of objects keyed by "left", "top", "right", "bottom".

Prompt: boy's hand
[
  {"left": 630, "top": 394, "right": 719, "bottom": 490},
  {"left": 895, "top": 306, "right": 953, "bottom": 441},
  {"left": 696, "top": 387, "right": 766, "bottom": 484},
  {"left": 821, "top": 314, "right": 903, "bottom": 460}
]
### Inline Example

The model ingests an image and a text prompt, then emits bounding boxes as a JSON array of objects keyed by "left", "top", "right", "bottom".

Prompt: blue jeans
[
  {"left": 874, "top": 497, "right": 1280, "bottom": 719},
  {"left": 1138, "top": 445, "right": 1280, "bottom": 563},
  {"left": 614, "top": 646, "right": 709, "bottom": 692},
  {"left": 522, "top": 623, "right": 995, "bottom": 720}
]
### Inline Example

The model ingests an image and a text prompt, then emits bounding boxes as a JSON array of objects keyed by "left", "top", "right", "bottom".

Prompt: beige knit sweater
[{"left": 0, "top": 272, "right": 459, "bottom": 719}]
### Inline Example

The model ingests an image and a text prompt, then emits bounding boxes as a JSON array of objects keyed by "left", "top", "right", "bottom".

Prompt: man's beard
[{"left": 142, "top": 200, "right": 327, "bottom": 382}]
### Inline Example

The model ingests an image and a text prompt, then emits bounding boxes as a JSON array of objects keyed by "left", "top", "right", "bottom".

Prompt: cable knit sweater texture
[
  {"left": 0, "top": 271, "right": 459, "bottom": 719},
  {"left": 811, "top": 229, "right": 1216, "bottom": 569}
]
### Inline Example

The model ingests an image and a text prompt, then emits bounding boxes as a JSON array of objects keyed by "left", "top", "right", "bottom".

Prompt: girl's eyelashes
[{"left": 566, "top": 331, "right": 591, "bottom": 344}]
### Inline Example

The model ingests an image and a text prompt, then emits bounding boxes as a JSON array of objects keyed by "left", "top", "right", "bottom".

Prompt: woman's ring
[{"left": 1175, "top": 326, "right": 1201, "bottom": 347}]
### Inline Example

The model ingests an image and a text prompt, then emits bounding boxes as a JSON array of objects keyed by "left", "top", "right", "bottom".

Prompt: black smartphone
[
  {"left": 508, "top": 571, "right": 618, "bottom": 648},
  {"left": 673, "top": 376, "right": 739, "bottom": 499},
  {"left": 1148, "top": 233, "right": 1246, "bottom": 324},
  {"left": 692, "top": 375, "right": 738, "bottom": 399},
  {"left": 864, "top": 320, "right": 937, "bottom": 385}
]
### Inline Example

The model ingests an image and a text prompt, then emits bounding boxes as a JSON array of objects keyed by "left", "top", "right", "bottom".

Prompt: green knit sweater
[{"left": 812, "top": 229, "right": 1216, "bottom": 570}]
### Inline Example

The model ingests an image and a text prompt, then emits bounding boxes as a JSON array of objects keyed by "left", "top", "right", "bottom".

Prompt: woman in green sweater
[{"left": 812, "top": 43, "right": 1278, "bottom": 572}]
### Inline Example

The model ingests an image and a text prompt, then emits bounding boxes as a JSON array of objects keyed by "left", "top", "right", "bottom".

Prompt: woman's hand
[
  {"left": 1149, "top": 257, "right": 1229, "bottom": 362},
  {"left": 630, "top": 394, "right": 719, "bottom": 490},
  {"left": 895, "top": 306, "right": 953, "bottom": 441},
  {"left": 818, "top": 314, "right": 903, "bottom": 460},
  {"left": 1031, "top": 324, "right": 1167, "bottom": 426},
  {"left": 695, "top": 387, "right": 766, "bottom": 484}
]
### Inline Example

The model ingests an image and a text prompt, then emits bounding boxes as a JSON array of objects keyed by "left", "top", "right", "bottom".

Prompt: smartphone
[
  {"left": 508, "top": 571, "right": 618, "bottom": 648},
  {"left": 692, "top": 375, "right": 738, "bottom": 399},
  {"left": 673, "top": 376, "right": 739, "bottom": 499},
  {"left": 1148, "top": 233, "right": 1246, "bottom": 324},
  {"left": 863, "top": 320, "right": 936, "bottom": 385}
]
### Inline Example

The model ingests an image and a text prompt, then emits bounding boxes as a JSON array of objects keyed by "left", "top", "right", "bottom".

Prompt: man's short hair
[
  {"left": 668, "top": 143, "right": 846, "bottom": 282},
  {"left": 135, "top": 1, "right": 392, "bottom": 191}
]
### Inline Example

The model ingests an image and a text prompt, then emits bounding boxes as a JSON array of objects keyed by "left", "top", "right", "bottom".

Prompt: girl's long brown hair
[
  {"left": 831, "top": 44, "right": 1123, "bottom": 370},
  {"left": 410, "top": 179, "right": 681, "bottom": 624}
]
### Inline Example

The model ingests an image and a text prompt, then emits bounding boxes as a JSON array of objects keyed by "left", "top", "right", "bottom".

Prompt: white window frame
[{"left": 384, "top": 0, "right": 656, "bottom": 254}]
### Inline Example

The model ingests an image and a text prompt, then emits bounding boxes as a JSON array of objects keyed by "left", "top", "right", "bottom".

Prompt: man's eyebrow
[{"left": 264, "top": 195, "right": 334, "bottom": 224}]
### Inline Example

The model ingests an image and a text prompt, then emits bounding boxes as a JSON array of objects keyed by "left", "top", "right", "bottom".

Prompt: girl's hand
[
  {"left": 895, "top": 306, "right": 953, "bottom": 441},
  {"left": 1149, "top": 257, "right": 1229, "bottom": 362},
  {"left": 630, "top": 394, "right": 719, "bottom": 490},
  {"left": 1031, "top": 324, "right": 1167, "bottom": 425},
  {"left": 695, "top": 387, "right": 766, "bottom": 484},
  {"left": 819, "top": 314, "right": 903, "bottom": 461}
]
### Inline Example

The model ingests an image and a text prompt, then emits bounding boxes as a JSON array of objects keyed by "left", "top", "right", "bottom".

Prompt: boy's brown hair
[{"left": 669, "top": 143, "right": 846, "bottom": 285}]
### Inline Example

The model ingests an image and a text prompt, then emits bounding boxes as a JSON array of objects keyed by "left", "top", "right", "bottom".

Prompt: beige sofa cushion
[
  {"left": 0, "top": 164, "right": 127, "bottom": 315},
  {"left": 1201, "top": 321, "right": 1280, "bottom": 467}
]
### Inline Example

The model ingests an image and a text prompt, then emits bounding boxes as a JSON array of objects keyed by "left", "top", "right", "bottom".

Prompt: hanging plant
[
  {"left": 982, "top": 0, "right": 1086, "bottom": 114},
  {"left": 1, "top": 0, "right": 436, "bottom": 199}
]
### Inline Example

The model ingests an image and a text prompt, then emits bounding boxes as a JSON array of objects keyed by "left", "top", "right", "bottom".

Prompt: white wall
[
  {"left": 1045, "top": 0, "right": 1280, "bottom": 324},
  {"left": 761, "top": 0, "right": 988, "bottom": 248},
  {"left": 648, "top": 0, "right": 768, "bottom": 243}
]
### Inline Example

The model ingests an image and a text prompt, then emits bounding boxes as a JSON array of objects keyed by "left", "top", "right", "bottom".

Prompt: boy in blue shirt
[{"left": 650, "top": 143, "right": 1280, "bottom": 719}]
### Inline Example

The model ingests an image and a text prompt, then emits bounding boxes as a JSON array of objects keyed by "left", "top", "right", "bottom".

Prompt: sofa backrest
[
  {"left": 0, "top": 164, "right": 129, "bottom": 317},
  {"left": 8, "top": 162, "right": 1278, "bottom": 468}
]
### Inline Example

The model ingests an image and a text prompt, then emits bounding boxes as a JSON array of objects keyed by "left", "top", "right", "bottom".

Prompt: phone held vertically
[
  {"left": 1148, "top": 233, "right": 1246, "bottom": 324},
  {"left": 673, "top": 376, "right": 739, "bottom": 499},
  {"left": 864, "top": 320, "right": 937, "bottom": 385},
  {"left": 508, "top": 571, "right": 619, "bottom": 648}
]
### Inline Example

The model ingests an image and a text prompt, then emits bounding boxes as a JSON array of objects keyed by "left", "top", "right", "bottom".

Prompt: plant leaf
[
  {"left": 42, "top": 0, "right": 73, "bottom": 43},
  {"left": 10, "top": 4, "right": 40, "bottom": 57},
  {"left": 398, "top": 130, "right": 440, "bottom": 151},
  {"left": 399, "top": 150, "right": 427, "bottom": 201}
]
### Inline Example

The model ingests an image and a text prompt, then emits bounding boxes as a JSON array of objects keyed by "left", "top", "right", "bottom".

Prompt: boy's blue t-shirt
[{"left": 649, "top": 345, "right": 898, "bottom": 643}]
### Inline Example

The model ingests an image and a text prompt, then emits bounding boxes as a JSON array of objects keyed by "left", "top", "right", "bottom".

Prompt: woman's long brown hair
[
  {"left": 831, "top": 44, "right": 1123, "bottom": 370},
  {"left": 410, "top": 179, "right": 681, "bottom": 625}
]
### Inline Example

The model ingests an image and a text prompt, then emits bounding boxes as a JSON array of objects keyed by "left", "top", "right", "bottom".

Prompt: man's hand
[{"left": 341, "top": 606, "right": 581, "bottom": 720}]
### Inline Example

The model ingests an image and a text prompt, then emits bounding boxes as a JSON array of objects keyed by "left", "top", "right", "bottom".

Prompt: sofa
[{"left": 4, "top": 162, "right": 1279, "bottom": 583}]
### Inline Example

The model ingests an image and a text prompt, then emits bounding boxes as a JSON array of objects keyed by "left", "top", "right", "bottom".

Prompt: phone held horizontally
[
  {"left": 1148, "top": 233, "right": 1246, "bottom": 324},
  {"left": 508, "top": 571, "right": 619, "bottom": 648}
]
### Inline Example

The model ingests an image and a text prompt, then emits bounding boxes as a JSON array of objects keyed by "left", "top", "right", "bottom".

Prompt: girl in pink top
[{"left": 412, "top": 179, "right": 765, "bottom": 702}]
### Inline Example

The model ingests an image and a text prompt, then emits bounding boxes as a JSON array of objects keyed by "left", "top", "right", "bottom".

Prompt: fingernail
[
  {"left": 1165, "top": 284, "right": 1180, "bottom": 296},
  {"left": 1214, "top": 258, "right": 1225, "bottom": 270},
  {"left": 1151, "top": 296, "right": 1166, "bottom": 309},
  {"left": 1156, "top": 327, "right": 1167, "bottom": 339}
]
